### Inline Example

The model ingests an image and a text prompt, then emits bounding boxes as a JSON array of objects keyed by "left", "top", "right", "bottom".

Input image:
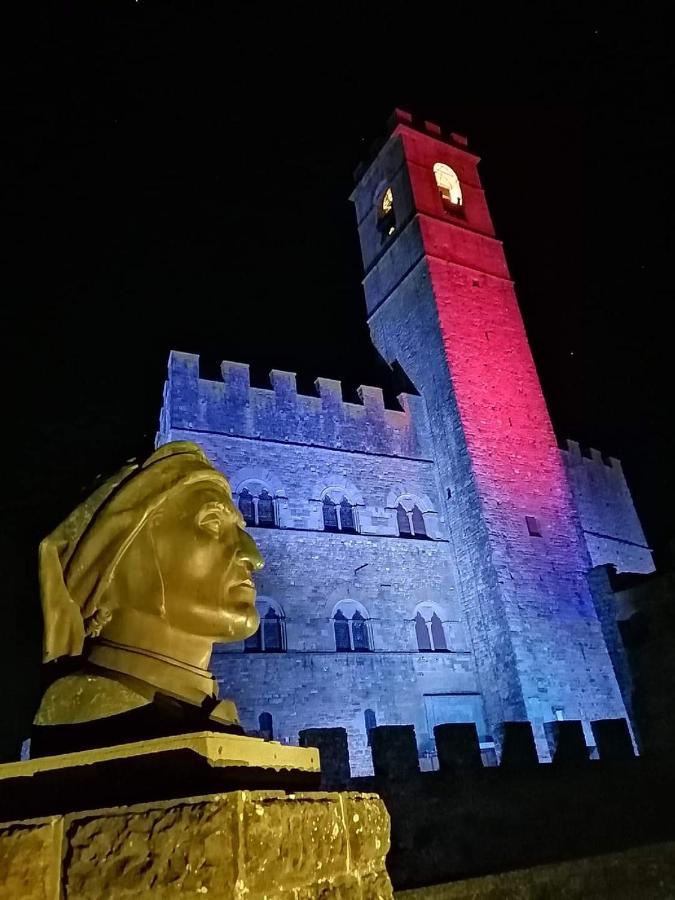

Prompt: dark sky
[{"left": 2, "top": 4, "right": 673, "bottom": 748}]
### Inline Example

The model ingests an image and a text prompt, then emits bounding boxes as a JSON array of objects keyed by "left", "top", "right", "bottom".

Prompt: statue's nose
[{"left": 239, "top": 529, "right": 264, "bottom": 571}]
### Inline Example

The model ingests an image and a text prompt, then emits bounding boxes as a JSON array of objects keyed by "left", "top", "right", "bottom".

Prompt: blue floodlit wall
[
  {"left": 157, "top": 349, "right": 652, "bottom": 772},
  {"left": 561, "top": 441, "right": 653, "bottom": 574},
  {"left": 158, "top": 351, "right": 480, "bottom": 774}
]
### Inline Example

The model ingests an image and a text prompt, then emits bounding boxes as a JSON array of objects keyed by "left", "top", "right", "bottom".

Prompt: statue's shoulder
[{"left": 34, "top": 670, "right": 151, "bottom": 726}]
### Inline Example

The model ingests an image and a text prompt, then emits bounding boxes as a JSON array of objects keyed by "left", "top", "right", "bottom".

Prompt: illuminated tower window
[
  {"left": 433, "top": 162, "right": 463, "bottom": 214},
  {"left": 377, "top": 186, "right": 396, "bottom": 239}
]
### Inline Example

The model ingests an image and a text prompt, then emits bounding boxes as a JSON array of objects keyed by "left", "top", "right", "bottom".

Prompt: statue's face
[{"left": 141, "top": 483, "right": 264, "bottom": 641}]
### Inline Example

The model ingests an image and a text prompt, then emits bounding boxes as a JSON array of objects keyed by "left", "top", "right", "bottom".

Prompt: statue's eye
[{"left": 196, "top": 504, "right": 227, "bottom": 538}]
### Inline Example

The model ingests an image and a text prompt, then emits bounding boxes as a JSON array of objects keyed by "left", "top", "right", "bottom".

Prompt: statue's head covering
[{"left": 39, "top": 441, "right": 231, "bottom": 662}]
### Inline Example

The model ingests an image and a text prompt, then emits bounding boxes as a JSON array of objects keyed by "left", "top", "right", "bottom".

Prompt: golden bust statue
[{"left": 31, "top": 441, "right": 263, "bottom": 757}]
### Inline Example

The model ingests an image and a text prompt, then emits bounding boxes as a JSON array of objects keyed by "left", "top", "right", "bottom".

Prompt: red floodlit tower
[{"left": 350, "top": 111, "right": 629, "bottom": 754}]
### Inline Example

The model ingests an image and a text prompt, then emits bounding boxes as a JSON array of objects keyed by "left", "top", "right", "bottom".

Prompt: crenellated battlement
[
  {"left": 561, "top": 439, "right": 623, "bottom": 470},
  {"left": 561, "top": 439, "right": 654, "bottom": 574},
  {"left": 158, "top": 351, "right": 433, "bottom": 459}
]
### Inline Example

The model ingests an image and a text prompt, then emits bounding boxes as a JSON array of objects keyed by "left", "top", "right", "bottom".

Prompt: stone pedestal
[
  {"left": 1, "top": 790, "right": 392, "bottom": 899},
  {"left": 0, "top": 731, "right": 320, "bottom": 821},
  {"left": 0, "top": 735, "right": 393, "bottom": 898}
]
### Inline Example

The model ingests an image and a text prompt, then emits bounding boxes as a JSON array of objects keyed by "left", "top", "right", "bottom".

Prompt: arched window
[
  {"left": 430, "top": 613, "right": 447, "bottom": 651},
  {"left": 415, "top": 605, "right": 449, "bottom": 652},
  {"left": 263, "top": 608, "right": 283, "bottom": 651},
  {"left": 364, "top": 708, "right": 377, "bottom": 745},
  {"left": 257, "top": 490, "right": 275, "bottom": 527},
  {"left": 237, "top": 484, "right": 278, "bottom": 528},
  {"left": 352, "top": 611, "right": 369, "bottom": 651},
  {"left": 333, "top": 603, "right": 372, "bottom": 652},
  {"left": 411, "top": 505, "right": 427, "bottom": 538},
  {"left": 397, "top": 503, "right": 412, "bottom": 537},
  {"left": 339, "top": 497, "right": 356, "bottom": 533},
  {"left": 322, "top": 493, "right": 359, "bottom": 533},
  {"left": 377, "top": 186, "right": 396, "bottom": 239},
  {"left": 333, "top": 609, "right": 351, "bottom": 651},
  {"left": 259, "top": 712, "right": 274, "bottom": 740},
  {"left": 415, "top": 612, "right": 431, "bottom": 651},
  {"left": 433, "top": 163, "right": 463, "bottom": 213},
  {"left": 238, "top": 488, "right": 255, "bottom": 526},
  {"left": 245, "top": 600, "right": 286, "bottom": 652},
  {"left": 322, "top": 496, "right": 339, "bottom": 531},
  {"left": 396, "top": 497, "right": 429, "bottom": 539}
]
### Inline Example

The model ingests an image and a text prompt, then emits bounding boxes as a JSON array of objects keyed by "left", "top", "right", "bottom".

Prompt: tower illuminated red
[{"left": 351, "top": 110, "right": 629, "bottom": 753}]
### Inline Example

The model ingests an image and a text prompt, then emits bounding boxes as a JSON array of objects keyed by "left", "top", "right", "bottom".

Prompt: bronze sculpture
[{"left": 32, "top": 441, "right": 263, "bottom": 756}]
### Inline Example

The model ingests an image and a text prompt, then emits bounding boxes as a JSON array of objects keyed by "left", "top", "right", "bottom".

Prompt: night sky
[{"left": 2, "top": 5, "right": 673, "bottom": 751}]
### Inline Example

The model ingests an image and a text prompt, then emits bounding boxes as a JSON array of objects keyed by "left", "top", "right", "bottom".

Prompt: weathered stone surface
[
  {"left": 1, "top": 790, "right": 392, "bottom": 899},
  {"left": 0, "top": 817, "right": 62, "bottom": 900},
  {"left": 241, "top": 792, "right": 348, "bottom": 892},
  {"left": 65, "top": 795, "right": 239, "bottom": 898},
  {"left": 342, "top": 794, "right": 390, "bottom": 874}
]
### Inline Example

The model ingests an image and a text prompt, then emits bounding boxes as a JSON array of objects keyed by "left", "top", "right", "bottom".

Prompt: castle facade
[{"left": 157, "top": 112, "right": 653, "bottom": 774}]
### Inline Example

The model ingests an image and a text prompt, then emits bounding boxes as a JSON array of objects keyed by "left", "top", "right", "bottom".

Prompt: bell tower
[{"left": 350, "top": 110, "right": 629, "bottom": 753}]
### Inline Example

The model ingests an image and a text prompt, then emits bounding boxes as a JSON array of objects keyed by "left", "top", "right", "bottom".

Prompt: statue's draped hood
[{"left": 39, "top": 441, "right": 230, "bottom": 662}]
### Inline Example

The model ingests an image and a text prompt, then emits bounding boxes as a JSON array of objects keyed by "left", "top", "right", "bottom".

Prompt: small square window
[
  {"left": 552, "top": 706, "right": 565, "bottom": 721},
  {"left": 525, "top": 515, "right": 542, "bottom": 537}
]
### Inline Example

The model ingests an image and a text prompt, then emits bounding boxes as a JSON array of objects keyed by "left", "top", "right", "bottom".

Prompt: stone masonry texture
[
  {"left": 157, "top": 116, "right": 653, "bottom": 770},
  {"left": 0, "top": 791, "right": 392, "bottom": 899}
]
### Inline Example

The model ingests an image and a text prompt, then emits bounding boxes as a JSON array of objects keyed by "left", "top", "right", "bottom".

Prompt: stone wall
[
  {"left": 159, "top": 356, "right": 483, "bottom": 776},
  {"left": 214, "top": 650, "right": 477, "bottom": 776},
  {"left": 561, "top": 440, "right": 654, "bottom": 573},
  {"left": 352, "top": 118, "right": 631, "bottom": 754},
  {"left": 159, "top": 351, "right": 432, "bottom": 461}
]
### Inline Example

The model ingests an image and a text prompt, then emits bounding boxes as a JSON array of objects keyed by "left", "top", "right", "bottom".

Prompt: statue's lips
[{"left": 229, "top": 577, "right": 256, "bottom": 607}]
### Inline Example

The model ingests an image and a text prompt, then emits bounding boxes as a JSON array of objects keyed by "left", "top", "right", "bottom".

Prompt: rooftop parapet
[
  {"left": 562, "top": 439, "right": 623, "bottom": 470},
  {"left": 159, "top": 351, "right": 432, "bottom": 460}
]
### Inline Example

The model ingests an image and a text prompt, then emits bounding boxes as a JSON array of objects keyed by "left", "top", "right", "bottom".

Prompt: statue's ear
[{"left": 39, "top": 538, "right": 85, "bottom": 662}]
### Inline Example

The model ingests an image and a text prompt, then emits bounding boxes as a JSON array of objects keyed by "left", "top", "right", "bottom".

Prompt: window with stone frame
[
  {"left": 376, "top": 186, "right": 396, "bottom": 240},
  {"left": 433, "top": 162, "right": 463, "bottom": 214},
  {"left": 322, "top": 494, "right": 358, "bottom": 534},
  {"left": 414, "top": 605, "right": 449, "bottom": 652},
  {"left": 244, "top": 600, "right": 286, "bottom": 652},
  {"left": 238, "top": 485, "right": 278, "bottom": 528},
  {"left": 332, "top": 603, "right": 372, "bottom": 652},
  {"left": 396, "top": 498, "right": 429, "bottom": 539}
]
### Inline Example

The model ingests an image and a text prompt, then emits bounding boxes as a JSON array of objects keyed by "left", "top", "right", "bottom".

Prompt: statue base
[
  {"left": 0, "top": 732, "right": 320, "bottom": 822},
  {"left": 0, "top": 789, "right": 393, "bottom": 898}
]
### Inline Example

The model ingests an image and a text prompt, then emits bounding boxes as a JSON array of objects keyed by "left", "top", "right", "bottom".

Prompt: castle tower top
[{"left": 353, "top": 108, "right": 473, "bottom": 185}]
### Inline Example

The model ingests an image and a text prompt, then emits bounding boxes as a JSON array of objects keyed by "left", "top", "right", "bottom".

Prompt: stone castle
[{"left": 157, "top": 110, "right": 653, "bottom": 774}]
